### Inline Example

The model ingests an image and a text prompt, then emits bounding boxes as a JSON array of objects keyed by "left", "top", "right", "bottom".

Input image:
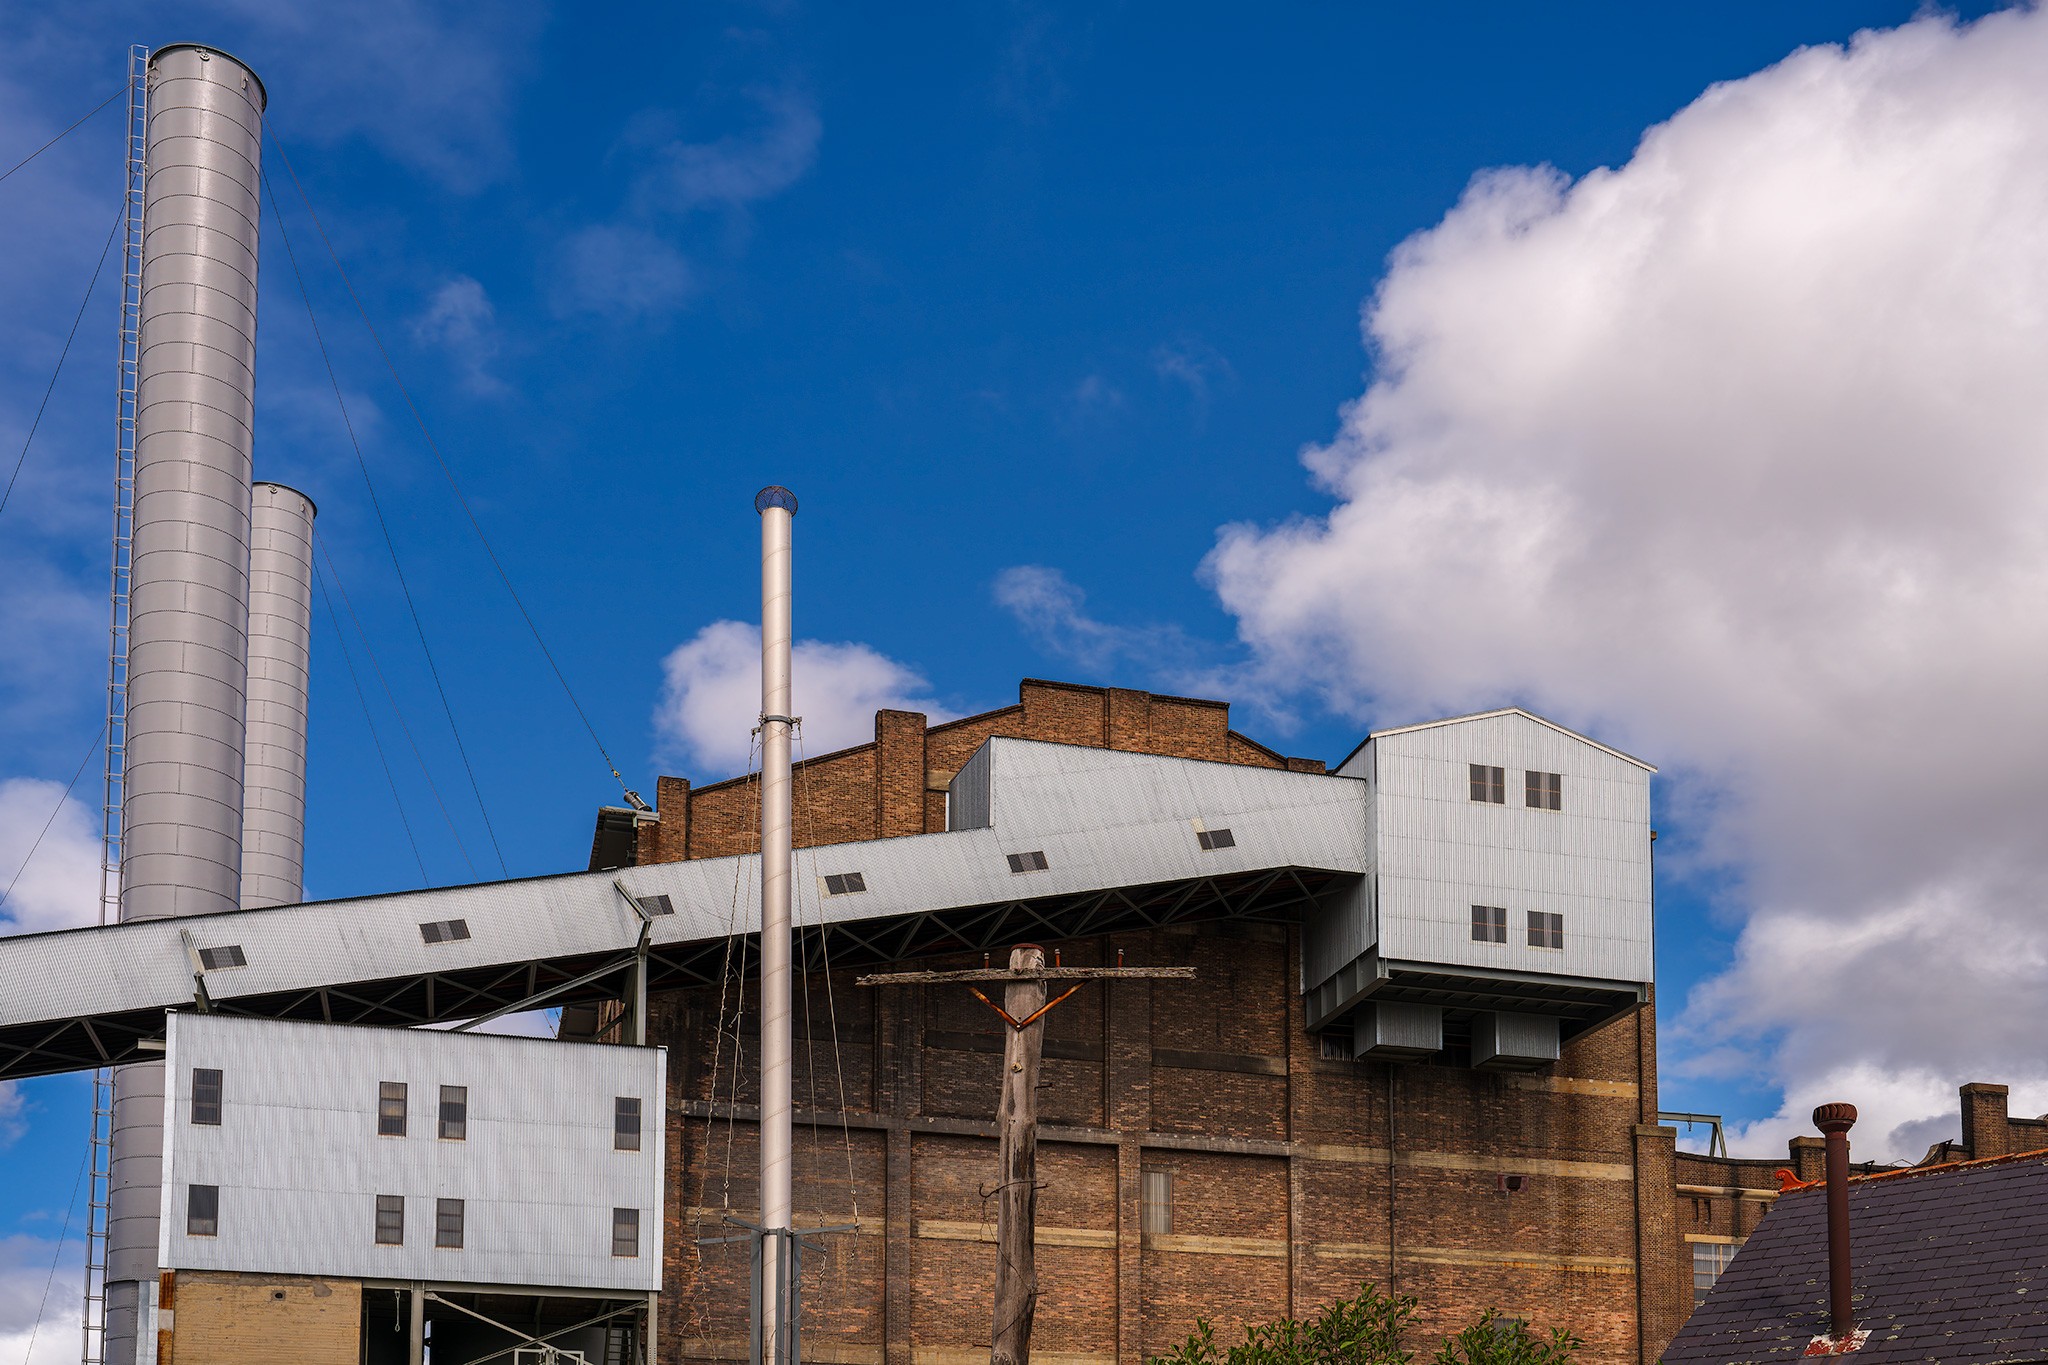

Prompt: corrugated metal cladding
[
  {"left": 159, "top": 1015, "right": 663, "bottom": 1292},
  {"left": 1303, "top": 710, "right": 1654, "bottom": 995},
  {"left": 946, "top": 742, "right": 994, "bottom": 830}
]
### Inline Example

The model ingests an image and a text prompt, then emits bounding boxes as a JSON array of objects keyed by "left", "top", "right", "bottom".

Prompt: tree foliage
[{"left": 1146, "top": 1286, "right": 1579, "bottom": 1365}]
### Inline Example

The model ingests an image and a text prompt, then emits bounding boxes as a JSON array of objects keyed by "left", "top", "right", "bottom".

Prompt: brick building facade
[{"left": 597, "top": 680, "right": 1693, "bottom": 1365}]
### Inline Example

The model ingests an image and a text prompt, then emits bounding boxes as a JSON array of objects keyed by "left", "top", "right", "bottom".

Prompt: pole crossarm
[{"left": 854, "top": 966, "right": 1195, "bottom": 986}]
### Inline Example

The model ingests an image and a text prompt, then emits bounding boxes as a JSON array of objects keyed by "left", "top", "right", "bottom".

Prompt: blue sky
[{"left": 3, "top": 2, "right": 2045, "bottom": 1351}]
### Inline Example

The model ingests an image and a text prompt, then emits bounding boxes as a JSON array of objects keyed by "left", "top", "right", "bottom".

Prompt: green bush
[{"left": 1146, "top": 1286, "right": 1579, "bottom": 1365}]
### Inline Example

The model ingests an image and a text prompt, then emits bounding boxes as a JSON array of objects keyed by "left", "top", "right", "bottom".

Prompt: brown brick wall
[{"left": 165, "top": 1270, "right": 360, "bottom": 1365}]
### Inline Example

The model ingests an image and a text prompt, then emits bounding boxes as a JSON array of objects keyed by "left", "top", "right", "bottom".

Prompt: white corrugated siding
[{"left": 160, "top": 1014, "right": 664, "bottom": 1290}]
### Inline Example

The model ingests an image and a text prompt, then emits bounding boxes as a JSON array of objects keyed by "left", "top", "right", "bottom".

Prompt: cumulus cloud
[
  {"left": 0, "top": 1229, "right": 83, "bottom": 1364},
  {"left": 656, "top": 621, "right": 955, "bottom": 777},
  {"left": 410, "top": 276, "right": 504, "bottom": 394},
  {"left": 1206, "top": 7, "right": 2048, "bottom": 1157},
  {"left": 0, "top": 778, "right": 100, "bottom": 938}
]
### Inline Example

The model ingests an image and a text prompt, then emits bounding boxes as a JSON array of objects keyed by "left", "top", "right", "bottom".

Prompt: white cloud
[
  {"left": 1205, "top": 7, "right": 2048, "bottom": 1158},
  {"left": 0, "top": 778, "right": 100, "bottom": 938},
  {"left": 0, "top": 1230, "right": 84, "bottom": 1363},
  {"left": 1152, "top": 337, "right": 1235, "bottom": 417},
  {"left": 410, "top": 275, "right": 504, "bottom": 394},
  {"left": 555, "top": 225, "right": 696, "bottom": 319},
  {"left": 656, "top": 621, "right": 956, "bottom": 777},
  {"left": 632, "top": 87, "right": 821, "bottom": 218},
  {"left": 995, "top": 565, "right": 1192, "bottom": 675}
]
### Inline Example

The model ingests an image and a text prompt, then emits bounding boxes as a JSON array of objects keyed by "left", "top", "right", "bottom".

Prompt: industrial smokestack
[
  {"left": 241, "top": 482, "right": 315, "bottom": 908},
  {"left": 756, "top": 484, "right": 797, "bottom": 1364},
  {"left": 1813, "top": 1102, "right": 1858, "bottom": 1343},
  {"left": 108, "top": 42, "right": 266, "bottom": 1365}
]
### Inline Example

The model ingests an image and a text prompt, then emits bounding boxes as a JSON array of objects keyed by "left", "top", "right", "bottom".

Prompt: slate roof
[{"left": 1663, "top": 1150, "right": 2048, "bottom": 1363}]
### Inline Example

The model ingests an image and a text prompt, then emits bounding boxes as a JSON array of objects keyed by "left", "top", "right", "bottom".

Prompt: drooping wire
[
  {"left": 0, "top": 87, "right": 120, "bottom": 188},
  {"left": 315, "top": 534, "right": 480, "bottom": 878},
  {"left": 258, "top": 165, "right": 508, "bottom": 877},
  {"left": 16, "top": 1142, "right": 90, "bottom": 1362},
  {"left": 795, "top": 725, "right": 865, "bottom": 1225},
  {"left": 313, "top": 552, "right": 430, "bottom": 886},
  {"left": 0, "top": 199, "right": 123, "bottom": 526},
  {"left": 0, "top": 721, "right": 107, "bottom": 919},
  {"left": 259, "top": 119, "right": 642, "bottom": 809}
]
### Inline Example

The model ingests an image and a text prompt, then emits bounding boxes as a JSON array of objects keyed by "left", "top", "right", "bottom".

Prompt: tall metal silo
[
  {"left": 241, "top": 482, "right": 315, "bottom": 909},
  {"left": 106, "top": 42, "right": 267, "bottom": 1365}
]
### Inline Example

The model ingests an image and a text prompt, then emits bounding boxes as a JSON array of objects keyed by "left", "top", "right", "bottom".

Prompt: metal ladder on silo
[{"left": 83, "top": 43, "right": 148, "bottom": 1365}]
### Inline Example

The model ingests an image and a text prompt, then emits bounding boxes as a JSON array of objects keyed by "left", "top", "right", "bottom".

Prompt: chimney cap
[
  {"left": 755, "top": 486, "right": 799, "bottom": 515},
  {"left": 1814, "top": 1102, "right": 1858, "bottom": 1133}
]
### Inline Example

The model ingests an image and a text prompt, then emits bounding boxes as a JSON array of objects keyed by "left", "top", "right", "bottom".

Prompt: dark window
[
  {"left": 378, "top": 1082, "right": 407, "bottom": 1137},
  {"left": 1469, "top": 764, "right": 1506, "bottom": 804},
  {"left": 191, "top": 1068, "right": 223, "bottom": 1125},
  {"left": 633, "top": 894, "right": 675, "bottom": 917},
  {"left": 1470, "top": 905, "right": 1508, "bottom": 944},
  {"left": 1527, "top": 911, "right": 1565, "bottom": 950},
  {"left": 1006, "top": 850, "right": 1049, "bottom": 874},
  {"left": 186, "top": 1184, "right": 219, "bottom": 1237},
  {"left": 1525, "top": 770, "right": 1563, "bottom": 811},
  {"left": 196, "top": 945, "right": 246, "bottom": 970},
  {"left": 1318, "top": 1032, "right": 1351, "bottom": 1061},
  {"left": 612, "top": 1207, "right": 640, "bottom": 1258},
  {"left": 1195, "top": 828, "right": 1235, "bottom": 851},
  {"left": 1139, "top": 1169, "right": 1172, "bottom": 1237},
  {"left": 823, "top": 872, "right": 867, "bottom": 896},
  {"left": 419, "top": 918, "right": 471, "bottom": 945},
  {"left": 435, "top": 1198, "right": 464, "bottom": 1249},
  {"left": 439, "top": 1085, "right": 467, "bottom": 1140},
  {"left": 615, "top": 1097, "right": 642, "bottom": 1152},
  {"left": 375, "top": 1195, "right": 404, "bottom": 1246}
]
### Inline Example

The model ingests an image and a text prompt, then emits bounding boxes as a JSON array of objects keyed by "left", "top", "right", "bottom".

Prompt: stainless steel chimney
[
  {"left": 241, "top": 482, "right": 315, "bottom": 909},
  {"left": 108, "top": 42, "right": 266, "bottom": 1365}
]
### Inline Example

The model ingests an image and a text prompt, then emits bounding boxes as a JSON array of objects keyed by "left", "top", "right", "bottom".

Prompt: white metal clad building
[{"left": 159, "top": 1015, "right": 664, "bottom": 1292}]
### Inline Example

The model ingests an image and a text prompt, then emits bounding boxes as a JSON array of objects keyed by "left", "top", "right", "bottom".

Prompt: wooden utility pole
[{"left": 860, "top": 945, "right": 1193, "bottom": 1365}]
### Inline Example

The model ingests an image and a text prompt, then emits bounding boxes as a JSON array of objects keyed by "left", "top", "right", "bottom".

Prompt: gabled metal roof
[
  {"left": 1338, "top": 707, "right": 1658, "bottom": 774},
  {"left": 0, "top": 738, "right": 1367, "bottom": 1081}
]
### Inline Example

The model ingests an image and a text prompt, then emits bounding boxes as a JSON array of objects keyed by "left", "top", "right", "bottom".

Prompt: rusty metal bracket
[{"left": 968, "top": 982, "right": 1082, "bottom": 1032}]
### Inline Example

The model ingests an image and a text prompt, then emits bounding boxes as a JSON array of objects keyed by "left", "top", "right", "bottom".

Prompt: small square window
[
  {"left": 375, "top": 1195, "right": 404, "bottom": 1246},
  {"left": 822, "top": 872, "right": 867, "bottom": 896},
  {"left": 612, "top": 1207, "right": 640, "bottom": 1258},
  {"left": 191, "top": 1068, "right": 223, "bottom": 1126},
  {"left": 196, "top": 945, "right": 246, "bottom": 970},
  {"left": 1527, "top": 911, "right": 1564, "bottom": 950},
  {"left": 1195, "top": 827, "right": 1235, "bottom": 851},
  {"left": 1525, "top": 770, "right": 1563, "bottom": 811},
  {"left": 1006, "top": 850, "right": 1049, "bottom": 874},
  {"left": 419, "top": 918, "right": 471, "bottom": 945},
  {"left": 439, "top": 1085, "right": 468, "bottom": 1141},
  {"left": 436, "top": 1198, "right": 464, "bottom": 1250},
  {"left": 378, "top": 1081, "right": 407, "bottom": 1137},
  {"left": 1470, "top": 905, "right": 1508, "bottom": 945},
  {"left": 1318, "top": 1033, "right": 1351, "bottom": 1061},
  {"left": 1140, "top": 1169, "right": 1173, "bottom": 1237},
  {"left": 615, "top": 1096, "right": 642, "bottom": 1152},
  {"left": 186, "top": 1184, "right": 219, "bottom": 1238},
  {"left": 1469, "top": 764, "right": 1506, "bottom": 804}
]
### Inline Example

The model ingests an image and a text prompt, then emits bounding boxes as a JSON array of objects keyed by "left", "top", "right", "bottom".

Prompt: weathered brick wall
[{"left": 166, "top": 1270, "right": 360, "bottom": 1365}]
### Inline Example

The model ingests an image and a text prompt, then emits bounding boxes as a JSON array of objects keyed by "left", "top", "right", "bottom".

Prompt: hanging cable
[
  {"left": 0, "top": 721, "right": 107, "bottom": 918},
  {"left": 258, "top": 167, "right": 508, "bottom": 877},
  {"left": 0, "top": 199, "right": 122, "bottom": 526},
  {"left": 261, "top": 120, "right": 643, "bottom": 810},
  {"left": 315, "top": 534, "right": 479, "bottom": 879},
  {"left": 0, "top": 87, "right": 120, "bottom": 188},
  {"left": 16, "top": 1143, "right": 90, "bottom": 1362},
  {"left": 795, "top": 726, "right": 864, "bottom": 1224},
  {"left": 313, "top": 552, "right": 431, "bottom": 886}
]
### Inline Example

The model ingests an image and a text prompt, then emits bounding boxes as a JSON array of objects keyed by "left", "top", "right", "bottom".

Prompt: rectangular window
[
  {"left": 419, "top": 918, "right": 471, "bottom": 945},
  {"left": 435, "top": 1198, "right": 464, "bottom": 1249},
  {"left": 823, "top": 872, "right": 867, "bottom": 896},
  {"left": 186, "top": 1184, "right": 219, "bottom": 1238},
  {"left": 1195, "top": 827, "right": 1235, "bottom": 850},
  {"left": 612, "top": 1207, "right": 640, "bottom": 1258},
  {"left": 439, "top": 1085, "right": 468, "bottom": 1141},
  {"left": 1318, "top": 1032, "right": 1351, "bottom": 1061},
  {"left": 1140, "top": 1169, "right": 1173, "bottom": 1237},
  {"left": 375, "top": 1195, "right": 404, "bottom": 1246},
  {"left": 1527, "top": 910, "right": 1565, "bottom": 950},
  {"left": 191, "top": 1068, "right": 223, "bottom": 1126},
  {"left": 1470, "top": 905, "right": 1508, "bottom": 944},
  {"left": 1525, "top": 770, "right": 1563, "bottom": 811},
  {"left": 1006, "top": 850, "right": 1049, "bottom": 874},
  {"left": 1693, "top": 1241, "right": 1740, "bottom": 1306},
  {"left": 615, "top": 1096, "right": 642, "bottom": 1152},
  {"left": 633, "top": 893, "right": 675, "bottom": 917},
  {"left": 378, "top": 1081, "right": 407, "bottom": 1137},
  {"left": 1469, "top": 764, "right": 1506, "bottom": 804},
  {"left": 196, "top": 945, "right": 246, "bottom": 970}
]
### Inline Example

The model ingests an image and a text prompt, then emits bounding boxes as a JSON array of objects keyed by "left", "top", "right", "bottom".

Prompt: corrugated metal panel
[
  {"left": 160, "top": 1015, "right": 664, "bottom": 1291},
  {"left": 947, "top": 744, "right": 993, "bottom": 830}
]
